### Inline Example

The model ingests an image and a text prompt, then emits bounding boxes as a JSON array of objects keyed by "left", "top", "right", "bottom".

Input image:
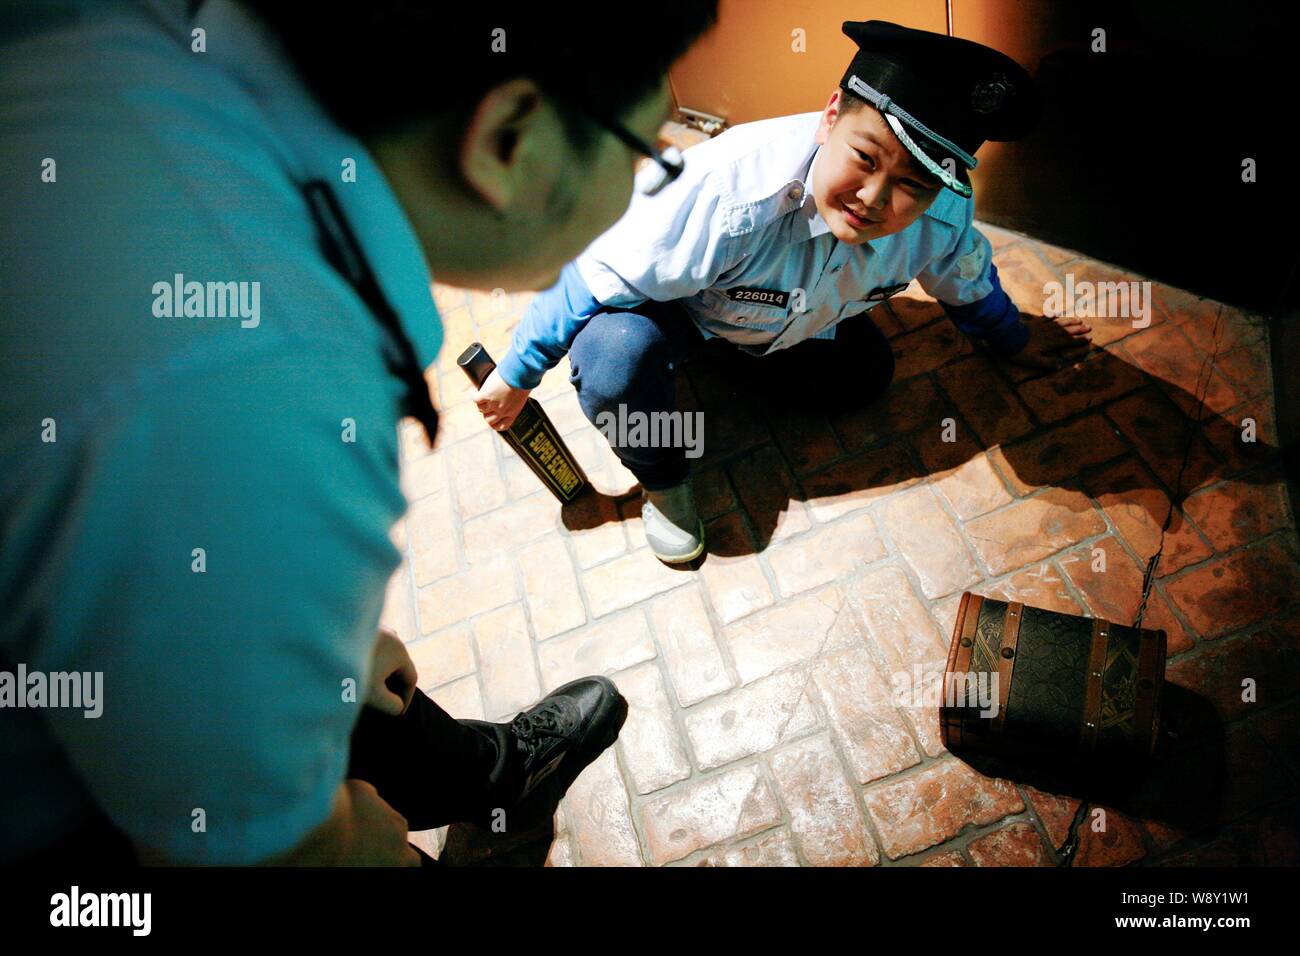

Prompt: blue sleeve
[
  {"left": 497, "top": 261, "right": 618, "bottom": 390},
  {"left": 940, "top": 262, "right": 1030, "bottom": 355}
]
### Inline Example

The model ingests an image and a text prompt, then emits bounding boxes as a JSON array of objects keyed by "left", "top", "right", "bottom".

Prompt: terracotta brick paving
[{"left": 381, "top": 223, "right": 1300, "bottom": 866}]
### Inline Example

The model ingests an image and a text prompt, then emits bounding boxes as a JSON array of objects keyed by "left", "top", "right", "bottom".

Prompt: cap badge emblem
[{"left": 971, "top": 73, "right": 1011, "bottom": 113}]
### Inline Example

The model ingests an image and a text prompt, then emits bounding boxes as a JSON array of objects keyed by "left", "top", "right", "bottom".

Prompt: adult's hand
[
  {"left": 224, "top": 780, "right": 421, "bottom": 867},
  {"left": 335, "top": 779, "right": 422, "bottom": 867},
  {"left": 365, "top": 627, "right": 417, "bottom": 717}
]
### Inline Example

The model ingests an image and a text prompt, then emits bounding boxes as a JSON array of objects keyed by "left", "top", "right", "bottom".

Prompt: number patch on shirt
[{"left": 726, "top": 286, "right": 789, "bottom": 308}]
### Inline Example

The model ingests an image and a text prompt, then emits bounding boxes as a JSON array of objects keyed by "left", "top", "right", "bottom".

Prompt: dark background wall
[{"left": 960, "top": 0, "right": 1294, "bottom": 316}]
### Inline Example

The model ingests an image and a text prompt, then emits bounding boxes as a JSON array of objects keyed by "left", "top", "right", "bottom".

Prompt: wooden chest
[{"left": 941, "top": 592, "right": 1167, "bottom": 768}]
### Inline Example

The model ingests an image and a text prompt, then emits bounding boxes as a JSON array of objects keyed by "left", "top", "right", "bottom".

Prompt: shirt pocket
[
  {"left": 837, "top": 298, "right": 877, "bottom": 321},
  {"left": 866, "top": 279, "right": 912, "bottom": 302},
  {"left": 838, "top": 279, "right": 911, "bottom": 319},
  {"left": 702, "top": 287, "right": 790, "bottom": 329}
]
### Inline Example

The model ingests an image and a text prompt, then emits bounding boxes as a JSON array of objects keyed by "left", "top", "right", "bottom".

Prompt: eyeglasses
[{"left": 568, "top": 103, "right": 685, "bottom": 196}]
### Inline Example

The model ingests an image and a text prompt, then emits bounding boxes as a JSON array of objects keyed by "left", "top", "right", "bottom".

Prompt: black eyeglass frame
[{"left": 561, "top": 100, "right": 686, "bottom": 195}]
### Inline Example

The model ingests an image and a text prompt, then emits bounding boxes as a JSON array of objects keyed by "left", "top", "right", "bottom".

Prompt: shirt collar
[
  {"left": 194, "top": 0, "right": 442, "bottom": 369},
  {"left": 791, "top": 144, "right": 833, "bottom": 244}
]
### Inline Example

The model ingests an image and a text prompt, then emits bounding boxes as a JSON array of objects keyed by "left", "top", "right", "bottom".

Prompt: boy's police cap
[{"left": 839, "top": 20, "right": 1041, "bottom": 197}]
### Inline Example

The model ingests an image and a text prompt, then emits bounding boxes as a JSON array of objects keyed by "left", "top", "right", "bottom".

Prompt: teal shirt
[{"left": 0, "top": 0, "right": 441, "bottom": 862}]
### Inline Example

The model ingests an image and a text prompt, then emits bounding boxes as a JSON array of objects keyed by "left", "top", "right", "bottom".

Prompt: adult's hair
[{"left": 243, "top": 1, "right": 719, "bottom": 152}]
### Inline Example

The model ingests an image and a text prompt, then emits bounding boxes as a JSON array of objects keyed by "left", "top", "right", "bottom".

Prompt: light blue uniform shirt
[
  {"left": 499, "top": 111, "right": 1026, "bottom": 390},
  {"left": 0, "top": 0, "right": 441, "bottom": 863}
]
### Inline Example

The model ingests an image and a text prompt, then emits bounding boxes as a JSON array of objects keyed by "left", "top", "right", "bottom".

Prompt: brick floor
[{"left": 390, "top": 225, "right": 1299, "bottom": 866}]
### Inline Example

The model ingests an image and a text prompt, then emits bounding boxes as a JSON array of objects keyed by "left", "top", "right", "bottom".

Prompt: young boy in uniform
[{"left": 475, "top": 20, "right": 1092, "bottom": 563}]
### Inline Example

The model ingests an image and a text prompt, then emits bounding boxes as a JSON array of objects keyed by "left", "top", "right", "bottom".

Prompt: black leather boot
[{"left": 465, "top": 675, "right": 628, "bottom": 830}]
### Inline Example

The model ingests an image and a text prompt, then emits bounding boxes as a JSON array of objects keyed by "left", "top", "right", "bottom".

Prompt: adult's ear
[{"left": 457, "top": 77, "right": 550, "bottom": 212}]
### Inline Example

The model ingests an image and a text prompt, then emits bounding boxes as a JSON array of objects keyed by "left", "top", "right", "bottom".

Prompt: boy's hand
[
  {"left": 475, "top": 368, "right": 531, "bottom": 432},
  {"left": 1003, "top": 312, "right": 1093, "bottom": 371},
  {"left": 365, "top": 627, "right": 417, "bottom": 716}
]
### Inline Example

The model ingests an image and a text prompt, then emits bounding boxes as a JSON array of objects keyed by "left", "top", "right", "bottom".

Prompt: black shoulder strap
[{"left": 302, "top": 179, "right": 439, "bottom": 446}]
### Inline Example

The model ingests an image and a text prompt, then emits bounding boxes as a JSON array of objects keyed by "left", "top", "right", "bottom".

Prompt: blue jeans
[{"left": 567, "top": 301, "right": 897, "bottom": 490}]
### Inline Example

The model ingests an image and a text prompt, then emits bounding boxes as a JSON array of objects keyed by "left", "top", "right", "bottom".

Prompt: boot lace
[{"left": 510, "top": 702, "right": 571, "bottom": 759}]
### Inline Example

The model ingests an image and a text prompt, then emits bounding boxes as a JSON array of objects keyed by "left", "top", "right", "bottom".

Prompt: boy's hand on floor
[
  {"left": 1004, "top": 312, "right": 1093, "bottom": 371},
  {"left": 475, "top": 368, "right": 532, "bottom": 432},
  {"left": 365, "top": 627, "right": 417, "bottom": 716}
]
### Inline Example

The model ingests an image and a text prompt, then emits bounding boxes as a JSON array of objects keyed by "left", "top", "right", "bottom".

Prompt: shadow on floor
[
  {"left": 949, "top": 682, "right": 1233, "bottom": 861},
  {"left": 561, "top": 303, "right": 1279, "bottom": 560},
  {"left": 550, "top": 298, "right": 1293, "bottom": 863},
  {"left": 441, "top": 816, "right": 556, "bottom": 867}
]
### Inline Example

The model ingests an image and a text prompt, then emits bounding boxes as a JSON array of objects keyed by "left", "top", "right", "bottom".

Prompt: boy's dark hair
[
  {"left": 837, "top": 84, "right": 872, "bottom": 115},
  {"left": 244, "top": 2, "right": 718, "bottom": 155}
]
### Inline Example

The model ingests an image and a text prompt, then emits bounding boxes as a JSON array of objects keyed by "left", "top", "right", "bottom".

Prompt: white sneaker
[{"left": 642, "top": 478, "right": 705, "bottom": 564}]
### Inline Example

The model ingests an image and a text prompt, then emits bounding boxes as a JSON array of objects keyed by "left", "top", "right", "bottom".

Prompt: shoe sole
[{"left": 649, "top": 522, "right": 706, "bottom": 565}]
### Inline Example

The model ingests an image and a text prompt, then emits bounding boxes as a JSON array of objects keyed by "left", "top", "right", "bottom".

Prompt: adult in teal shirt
[{"left": 0, "top": 0, "right": 716, "bottom": 865}]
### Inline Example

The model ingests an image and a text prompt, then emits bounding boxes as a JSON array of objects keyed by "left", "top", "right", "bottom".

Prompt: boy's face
[{"left": 812, "top": 89, "right": 944, "bottom": 245}]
